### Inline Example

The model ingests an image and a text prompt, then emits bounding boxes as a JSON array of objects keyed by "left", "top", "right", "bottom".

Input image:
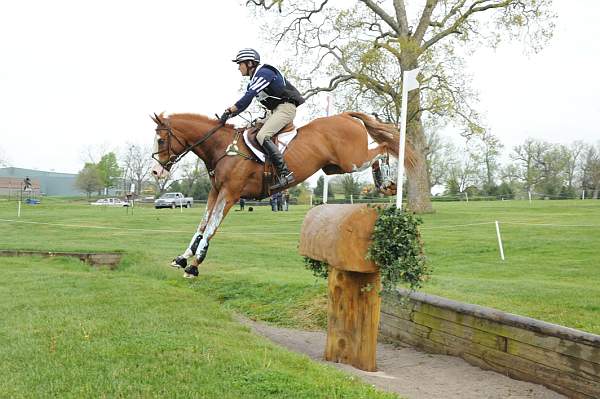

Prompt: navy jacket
[{"left": 235, "top": 64, "right": 305, "bottom": 112}]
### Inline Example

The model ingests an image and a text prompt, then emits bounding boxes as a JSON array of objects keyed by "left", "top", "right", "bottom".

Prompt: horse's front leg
[
  {"left": 171, "top": 187, "right": 218, "bottom": 269},
  {"left": 182, "top": 189, "right": 238, "bottom": 279}
]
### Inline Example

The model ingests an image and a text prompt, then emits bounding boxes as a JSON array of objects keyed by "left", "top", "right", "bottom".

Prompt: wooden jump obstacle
[{"left": 299, "top": 204, "right": 381, "bottom": 371}]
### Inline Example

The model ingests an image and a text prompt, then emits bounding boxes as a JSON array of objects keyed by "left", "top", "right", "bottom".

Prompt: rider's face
[{"left": 238, "top": 62, "right": 249, "bottom": 76}]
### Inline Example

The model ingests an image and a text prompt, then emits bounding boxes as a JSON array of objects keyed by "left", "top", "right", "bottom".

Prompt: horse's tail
[{"left": 346, "top": 112, "right": 416, "bottom": 167}]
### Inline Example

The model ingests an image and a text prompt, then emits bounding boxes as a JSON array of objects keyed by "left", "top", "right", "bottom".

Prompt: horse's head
[{"left": 150, "top": 113, "right": 187, "bottom": 177}]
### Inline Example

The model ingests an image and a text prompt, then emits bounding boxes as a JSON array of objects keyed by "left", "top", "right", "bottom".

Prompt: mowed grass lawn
[
  {"left": 0, "top": 200, "right": 393, "bottom": 398},
  {"left": 1, "top": 197, "right": 599, "bottom": 396}
]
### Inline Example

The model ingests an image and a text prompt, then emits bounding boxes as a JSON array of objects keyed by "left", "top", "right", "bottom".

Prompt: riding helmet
[{"left": 232, "top": 48, "right": 260, "bottom": 64}]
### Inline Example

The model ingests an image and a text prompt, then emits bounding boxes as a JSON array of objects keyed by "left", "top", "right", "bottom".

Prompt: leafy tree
[
  {"left": 176, "top": 158, "right": 212, "bottom": 199},
  {"left": 470, "top": 131, "right": 503, "bottom": 188},
  {"left": 314, "top": 175, "right": 334, "bottom": 201},
  {"left": 425, "top": 129, "right": 456, "bottom": 189},
  {"left": 289, "top": 181, "right": 312, "bottom": 204},
  {"left": 249, "top": 0, "right": 555, "bottom": 213},
  {"left": 341, "top": 174, "right": 362, "bottom": 200},
  {"left": 75, "top": 163, "right": 103, "bottom": 199},
  {"left": 581, "top": 143, "right": 600, "bottom": 199},
  {"left": 97, "top": 152, "right": 122, "bottom": 193}
]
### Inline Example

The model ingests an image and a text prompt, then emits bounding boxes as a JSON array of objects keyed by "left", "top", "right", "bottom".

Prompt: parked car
[
  {"left": 91, "top": 198, "right": 129, "bottom": 207},
  {"left": 154, "top": 192, "right": 194, "bottom": 209}
]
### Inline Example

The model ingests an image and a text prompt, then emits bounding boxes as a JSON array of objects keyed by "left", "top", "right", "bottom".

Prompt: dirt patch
[{"left": 237, "top": 315, "right": 565, "bottom": 399}]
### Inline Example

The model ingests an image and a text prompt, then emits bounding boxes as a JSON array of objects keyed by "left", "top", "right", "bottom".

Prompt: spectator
[
  {"left": 270, "top": 195, "right": 277, "bottom": 211},
  {"left": 239, "top": 198, "right": 245, "bottom": 211},
  {"left": 23, "top": 176, "right": 32, "bottom": 191},
  {"left": 275, "top": 191, "right": 283, "bottom": 211},
  {"left": 283, "top": 190, "right": 290, "bottom": 211}
]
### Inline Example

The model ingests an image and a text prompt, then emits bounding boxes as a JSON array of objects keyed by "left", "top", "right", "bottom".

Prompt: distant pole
[
  {"left": 18, "top": 201, "right": 21, "bottom": 217},
  {"left": 465, "top": 192, "right": 469, "bottom": 203},
  {"left": 582, "top": 190, "right": 585, "bottom": 200},
  {"left": 396, "top": 68, "right": 420, "bottom": 209},
  {"left": 495, "top": 221, "right": 505, "bottom": 261},
  {"left": 528, "top": 190, "right": 532, "bottom": 205},
  {"left": 310, "top": 194, "right": 313, "bottom": 207}
]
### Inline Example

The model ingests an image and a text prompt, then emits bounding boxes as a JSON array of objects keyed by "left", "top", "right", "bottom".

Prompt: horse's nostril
[{"left": 152, "top": 170, "right": 157, "bottom": 175}]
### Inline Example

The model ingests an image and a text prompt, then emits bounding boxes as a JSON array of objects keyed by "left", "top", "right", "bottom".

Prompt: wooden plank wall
[{"left": 380, "top": 289, "right": 600, "bottom": 399}]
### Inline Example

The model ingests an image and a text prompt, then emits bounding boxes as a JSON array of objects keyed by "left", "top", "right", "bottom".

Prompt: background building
[{"left": 0, "top": 167, "right": 79, "bottom": 196}]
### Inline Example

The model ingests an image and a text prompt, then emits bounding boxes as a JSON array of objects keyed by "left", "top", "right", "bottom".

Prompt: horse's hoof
[
  {"left": 171, "top": 256, "right": 187, "bottom": 269},
  {"left": 183, "top": 265, "right": 199, "bottom": 278}
]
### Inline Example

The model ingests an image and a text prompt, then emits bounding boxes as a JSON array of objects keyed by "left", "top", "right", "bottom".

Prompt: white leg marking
[{"left": 195, "top": 199, "right": 226, "bottom": 256}]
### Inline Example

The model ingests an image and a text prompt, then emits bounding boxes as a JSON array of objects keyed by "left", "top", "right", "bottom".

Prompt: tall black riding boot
[{"left": 262, "top": 137, "right": 295, "bottom": 190}]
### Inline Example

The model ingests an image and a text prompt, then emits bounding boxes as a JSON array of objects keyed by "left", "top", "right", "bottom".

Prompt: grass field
[{"left": 1, "top": 197, "right": 599, "bottom": 396}]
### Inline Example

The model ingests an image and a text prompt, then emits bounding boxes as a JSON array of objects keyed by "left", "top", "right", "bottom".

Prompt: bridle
[{"left": 151, "top": 116, "right": 226, "bottom": 171}]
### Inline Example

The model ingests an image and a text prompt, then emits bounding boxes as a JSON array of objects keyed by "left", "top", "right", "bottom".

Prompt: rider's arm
[{"left": 231, "top": 68, "right": 276, "bottom": 113}]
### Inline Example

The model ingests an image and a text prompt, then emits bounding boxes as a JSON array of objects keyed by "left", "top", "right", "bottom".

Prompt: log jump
[{"left": 299, "top": 204, "right": 381, "bottom": 371}]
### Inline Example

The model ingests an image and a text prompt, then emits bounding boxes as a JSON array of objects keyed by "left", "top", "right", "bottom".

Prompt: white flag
[{"left": 403, "top": 68, "right": 420, "bottom": 91}]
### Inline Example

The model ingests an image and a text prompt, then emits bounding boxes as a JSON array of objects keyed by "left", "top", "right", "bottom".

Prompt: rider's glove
[{"left": 219, "top": 110, "right": 232, "bottom": 124}]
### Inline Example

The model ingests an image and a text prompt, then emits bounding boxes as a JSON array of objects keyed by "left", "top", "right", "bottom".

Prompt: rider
[{"left": 220, "top": 48, "right": 305, "bottom": 191}]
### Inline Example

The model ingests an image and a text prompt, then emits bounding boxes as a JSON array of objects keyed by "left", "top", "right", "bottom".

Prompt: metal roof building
[{"left": 0, "top": 167, "right": 80, "bottom": 196}]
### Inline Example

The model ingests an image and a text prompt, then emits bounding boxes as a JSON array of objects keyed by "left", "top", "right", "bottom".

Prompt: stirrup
[{"left": 270, "top": 172, "right": 295, "bottom": 190}]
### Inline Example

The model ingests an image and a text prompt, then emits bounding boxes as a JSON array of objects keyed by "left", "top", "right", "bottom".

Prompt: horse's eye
[{"left": 158, "top": 139, "right": 165, "bottom": 145}]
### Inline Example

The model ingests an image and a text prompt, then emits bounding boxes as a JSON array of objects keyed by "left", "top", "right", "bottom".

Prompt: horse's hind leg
[
  {"left": 171, "top": 187, "right": 218, "bottom": 271},
  {"left": 367, "top": 146, "right": 397, "bottom": 195}
]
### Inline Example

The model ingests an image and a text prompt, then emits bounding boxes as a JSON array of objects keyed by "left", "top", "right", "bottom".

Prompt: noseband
[{"left": 151, "top": 119, "right": 226, "bottom": 170}]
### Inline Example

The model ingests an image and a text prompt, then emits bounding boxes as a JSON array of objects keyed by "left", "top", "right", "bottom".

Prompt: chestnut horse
[{"left": 151, "top": 112, "right": 414, "bottom": 278}]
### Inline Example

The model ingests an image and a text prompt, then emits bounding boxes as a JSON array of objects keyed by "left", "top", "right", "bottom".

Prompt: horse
[{"left": 151, "top": 111, "right": 415, "bottom": 278}]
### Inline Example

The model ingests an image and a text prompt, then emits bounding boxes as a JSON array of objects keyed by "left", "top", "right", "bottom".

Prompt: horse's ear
[{"left": 151, "top": 112, "right": 162, "bottom": 125}]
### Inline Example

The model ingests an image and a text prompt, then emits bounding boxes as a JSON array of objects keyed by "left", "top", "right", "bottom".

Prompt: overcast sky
[{"left": 1, "top": 1, "right": 598, "bottom": 175}]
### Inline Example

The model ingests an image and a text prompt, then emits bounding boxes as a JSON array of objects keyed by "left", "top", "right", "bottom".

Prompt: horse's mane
[
  {"left": 168, "top": 113, "right": 217, "bottom": 123},
  {"left": 167, "top": 113, "right": 235, "bottom": 129}
]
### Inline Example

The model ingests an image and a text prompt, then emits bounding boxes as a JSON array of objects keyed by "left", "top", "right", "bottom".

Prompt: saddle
[{"left": 244, "top": 122, "right": 296, "bottom": 153}]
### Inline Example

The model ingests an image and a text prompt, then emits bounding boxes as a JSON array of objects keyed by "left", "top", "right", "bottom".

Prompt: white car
[{"left": 91, "top": 198, "right": 129, "bottom": 207}]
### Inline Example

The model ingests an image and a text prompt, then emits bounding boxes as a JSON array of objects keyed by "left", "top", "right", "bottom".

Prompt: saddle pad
[{"left": 243, "top": 129, "right": 298, "bottom": 163}]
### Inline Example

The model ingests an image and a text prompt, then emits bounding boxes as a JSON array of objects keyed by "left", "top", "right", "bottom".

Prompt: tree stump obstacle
[{"left": 299, "top": 204, "right": 381, "bottom": 371}]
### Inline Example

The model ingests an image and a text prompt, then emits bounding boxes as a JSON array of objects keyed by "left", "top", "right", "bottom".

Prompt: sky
[{"left": 1, "top": 1, "right": 598, "bottom": 176}]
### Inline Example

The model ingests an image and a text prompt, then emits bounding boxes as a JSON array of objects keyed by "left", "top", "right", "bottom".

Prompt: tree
[
  {"left": 470, "top": 132, "right": 503, "bottom": 191},
  {"left": 563, "top": 141, "right": 586, "bottom": 193},
  {"left": 425, "top": 129, "right": 456, "bottom": 189},
  {"left": 178, "top": 158, "right": 212, "bottom": 200},
  {"left": 249, "top": 0, "right": 555, "bottom": 212},
  {"left": 120, "top": 144, "right": 153, "bottom": 195},
  {"left": 289, "top": 181, "right": 312, "bottom": 204},
  {"left": 151, "top": 163, "right": 179, "bottom": 196},
  {"left": 97, "top": 152, "right": 122, "bottom": 194},
  {"left": 341, "top": 173, "right": 362, "bottom": 199},
  {"left": 511, "top": 138, "right": 569, "bottom": 197},
  {"left": 75, "top": 163, "right": 103, "bottom": 199},
  {"left": 444, "top": 148, "right": 479, "bottom": 195},
  {"left": 314, "top": 175, "right": 334, "bottom": 201},
  {"left": 581, "top": 143, "right": 600, "bottom": 199}
]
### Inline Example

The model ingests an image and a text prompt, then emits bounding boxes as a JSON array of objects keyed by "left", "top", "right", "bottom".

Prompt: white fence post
[{"left": 495, "top": 221, "right": 505, "bottom": 261}]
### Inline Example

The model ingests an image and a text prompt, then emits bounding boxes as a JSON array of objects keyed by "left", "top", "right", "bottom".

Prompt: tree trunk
[{"left": 405, "top": 89, "right": 433, "bottom": 213}]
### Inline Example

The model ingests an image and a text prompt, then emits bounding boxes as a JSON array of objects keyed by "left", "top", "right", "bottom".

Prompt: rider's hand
[{"left": 219, "top": 109, "right": 231, "bottom": 123}]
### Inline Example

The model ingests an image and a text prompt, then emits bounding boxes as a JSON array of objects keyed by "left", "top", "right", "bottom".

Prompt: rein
[
  {"left": 152, "top": 121, "right": 225, "bottom": 170},
  {"left": 152, "top": 120, "right": 253, "bottom": 175}
]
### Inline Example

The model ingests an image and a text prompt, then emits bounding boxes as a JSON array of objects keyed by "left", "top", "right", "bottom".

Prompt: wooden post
[{"left": 299, "top": 204, "right": 381, "bottom": 371}]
